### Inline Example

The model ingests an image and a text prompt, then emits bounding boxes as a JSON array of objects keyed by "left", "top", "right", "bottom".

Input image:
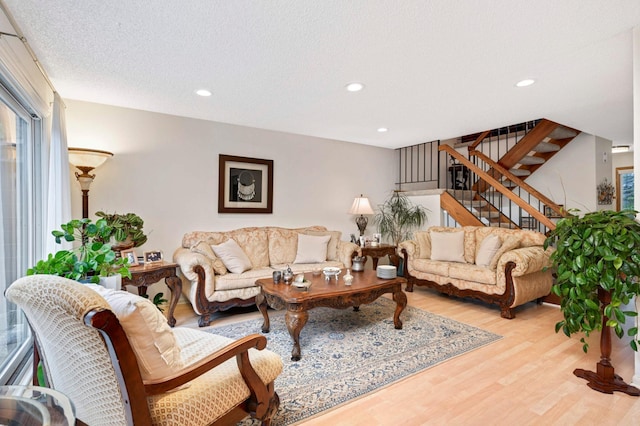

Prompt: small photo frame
[
  {"left": 121, "top": 249, "right": 138, "bottom": 266},
  {"left": 544, "top": 205, "right": 564, "bottom": 218},
  {"left": 144, "top": 250, "right": 163, "bottom": 264}
]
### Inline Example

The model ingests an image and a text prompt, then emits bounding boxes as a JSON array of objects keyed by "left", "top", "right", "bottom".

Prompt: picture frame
[
  {"left": 544, "top": 205, "right": 564, "bottom": 218},
  {"left": 143, "top": 250, "right": 163, "bottom": 264},
  {"left": 121, "top": 249, "right": 138, "bottom": 266},
  {"left": 218, "top": 154, "right": 273, "bottom": 214}
]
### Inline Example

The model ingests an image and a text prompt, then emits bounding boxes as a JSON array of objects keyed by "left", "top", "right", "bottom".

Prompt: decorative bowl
[
  {"left": 292, "top": 280, "right": 312, "bottom": 290},
  {"left": 322, "top": 267, "right": 341, "bottom": 279}
]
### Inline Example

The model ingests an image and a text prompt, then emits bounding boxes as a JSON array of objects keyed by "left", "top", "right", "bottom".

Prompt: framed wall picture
[
  {"left": 218, "top": 154, "right": 273, "bottom": 213},
  {"left": 121, "top": 249, "right": 138, "bottom": 266},
  {"left": 143, "top": 250, "right": 163, "bottom": 264}
]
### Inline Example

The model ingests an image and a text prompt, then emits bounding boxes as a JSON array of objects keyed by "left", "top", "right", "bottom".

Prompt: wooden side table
[
  {"left": 360, "top": 244, "right": 397, "bottom": 270},
  {"left": 122, "top": 262, "right": 182, "bottom": 327}
]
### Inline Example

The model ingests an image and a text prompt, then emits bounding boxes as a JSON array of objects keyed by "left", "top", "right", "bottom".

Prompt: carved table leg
[
  {"left": 256, "top": 292, "right": 270, "bottom": 333},
  {"left": 164, "top": 276, "right": 182, "bottom": 327},
  {"left": 392, "top": 289, "right": 407, "bottom": 329},
  {"left": 285, "top": 308, "right": 309, "bottom": 361}
]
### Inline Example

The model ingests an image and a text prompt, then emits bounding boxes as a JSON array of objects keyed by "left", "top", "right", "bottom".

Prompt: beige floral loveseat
[
  {"left": 174, "top": 226, "right": 359, "bottom": 326},
  {"left": 399, "top": 226, "right": 553, "bottom": 319}
]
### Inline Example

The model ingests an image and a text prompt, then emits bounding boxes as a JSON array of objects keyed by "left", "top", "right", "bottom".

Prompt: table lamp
[{"left": 349, "top": 194, "right": 374, "bottom": 236}]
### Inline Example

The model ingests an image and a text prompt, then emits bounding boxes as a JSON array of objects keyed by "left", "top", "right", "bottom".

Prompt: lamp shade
[
  {"left": 349, "top": 195, "right": 374, "bottom": 215},
  {"left": 68, "top": 147, "right": 113, "bottom": 169}
]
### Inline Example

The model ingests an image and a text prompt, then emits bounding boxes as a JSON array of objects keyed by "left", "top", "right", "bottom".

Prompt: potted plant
[
  {"left": 373, "top": 191, "right": 428, "bottom": 274},
  {"left": 95, "top": 211, "right": 148, "bottom": 251},
  {"left": 27, "top": 218, "right": 131, "bottom": 285},
  {"left": 543, "top": 209, "right": 640, "bottom": 396},
  {"left": 373, "top": 191, "right": 429, "bottom": 247}
]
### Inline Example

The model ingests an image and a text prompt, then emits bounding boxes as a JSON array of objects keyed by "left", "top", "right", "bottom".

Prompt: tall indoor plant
[
  {"left": 27, "top": 218, "right": 131, "bottom": 284},
  {"left": 373, "top": 191, "right": 429, "bottom": 246},
  {"left": 544, "top": 209, "right": 640, "bottom": 396}
]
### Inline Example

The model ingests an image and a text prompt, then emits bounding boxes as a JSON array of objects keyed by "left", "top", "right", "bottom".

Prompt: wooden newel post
[{"left": 573, "top": 288, "right": 640, "bottom": 396}]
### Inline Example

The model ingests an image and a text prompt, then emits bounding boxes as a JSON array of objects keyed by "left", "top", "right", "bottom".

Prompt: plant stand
[{"left": 573, "top": 288, "right": 640, "bottom": 396}]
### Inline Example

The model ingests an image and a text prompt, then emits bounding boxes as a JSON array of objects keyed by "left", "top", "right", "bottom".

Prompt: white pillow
[
  {"left": 211, "top": 238, "right": 252, "bottom": 273},
  {"left": 87, "top": 284, "right": 184, "bottom": 381},
  {"left": 430, "top": 231, "right": 466, "bottom": 263},
  {"left": 294, "top": 233, "right": 331, "bottom": 263},
  {"left": 475, "top": 234, "right": 502, "bottom": 267}
]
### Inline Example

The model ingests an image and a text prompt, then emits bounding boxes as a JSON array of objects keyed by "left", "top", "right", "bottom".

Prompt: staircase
[{"left": 441, "top": 119, "right": 580, "bottom": 232}]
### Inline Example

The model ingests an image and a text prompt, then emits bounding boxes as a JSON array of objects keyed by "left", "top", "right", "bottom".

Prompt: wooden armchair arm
[{"left": 144, "top": 333, "right": 267, "bottom": 393}]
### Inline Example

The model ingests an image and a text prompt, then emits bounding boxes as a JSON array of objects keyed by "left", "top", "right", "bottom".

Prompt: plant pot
[{"left": 99, "top": 274, "right": 122, "bottom": 291}]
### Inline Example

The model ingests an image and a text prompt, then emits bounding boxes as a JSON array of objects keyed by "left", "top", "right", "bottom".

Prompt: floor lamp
[{"left": 68, "top": 148, "right": 113, "bottom": 218}]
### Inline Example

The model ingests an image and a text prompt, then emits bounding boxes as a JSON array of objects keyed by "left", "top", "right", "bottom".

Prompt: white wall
[
  {"left": 526, "top": 132, "right": 599, "bottom": 212},
  {"left": 64, "top": 100, "right": 396, "bottom": 258}
]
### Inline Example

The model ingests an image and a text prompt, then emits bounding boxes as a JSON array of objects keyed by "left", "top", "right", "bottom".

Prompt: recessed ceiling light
[
  {"left": 377, "top": 127, "right": 388, "bottom": 133},
  {"left": 612, "top": 145, "right": 630, "bottom": 153},
  {"left": 345, "top": 82, "right": 365, "bottom": 92},
  {"left": 195, "top": 89, "right": 212, "bottom": 97},
  {"left": 515, "top": 79, "right": 535, "bottom": 87}
]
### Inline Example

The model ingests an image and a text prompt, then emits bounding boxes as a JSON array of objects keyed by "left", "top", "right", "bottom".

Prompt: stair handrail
[
  {"left": 439, "top": 145, "right": 556, "bottom": 230},
  {"left": 469, "top": 150, "right": 566, "bottom": 218},
  {"left": 467, "top": 130, "right": 491, "bottom": 151}
]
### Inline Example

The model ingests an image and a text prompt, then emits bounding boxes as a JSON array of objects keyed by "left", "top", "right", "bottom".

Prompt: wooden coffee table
[{"left": 255, "top": 269, "right": 407, "bottom": 361}]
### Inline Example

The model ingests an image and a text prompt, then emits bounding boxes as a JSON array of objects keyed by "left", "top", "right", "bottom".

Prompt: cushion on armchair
[{"left": 87, "top": 284, "right": 184, "bottom": 381}]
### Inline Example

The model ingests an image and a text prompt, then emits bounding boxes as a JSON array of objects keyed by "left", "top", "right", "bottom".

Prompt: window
[
  {"left": 0, "top": 82, "right": 43, "bottom": 385},
  {"left": 616, "top": 167, "right": 634, "bottom": 211}
]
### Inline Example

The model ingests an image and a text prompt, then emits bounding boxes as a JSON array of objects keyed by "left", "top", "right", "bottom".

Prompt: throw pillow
[
  {"left": 189, "top": 240, "right": 228, "bottom": 275},
  {"left": 475, "top": 234, "right": 502, "bottom": 267},
  {"left": 415, "top": 232, "right": 431, "bottom": 259},
  {"left": 87, "top": 284, "right": 184, "bottom": 381},
  {"left": 211, "top": 238, "right": 253, "bottom": 273},
  {"left": 489, "top": 235, "right": 521, "bottom": 270},
  {"left": 294, "top": 233, "right": 331, "bottom": 263},
  {"left": 303, "top": 230, "right": 342, "bottom": 261},
  {"left": 430, "top": 230, "right": 466, "bottom": 263}
]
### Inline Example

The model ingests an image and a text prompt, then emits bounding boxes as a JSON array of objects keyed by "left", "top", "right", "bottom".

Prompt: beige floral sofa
[
  {"left": 399, "top": 226, "right": 553, "bottom": 319},
  {"left": 174, "top": 226, "right": 359, "bottom": 326}
]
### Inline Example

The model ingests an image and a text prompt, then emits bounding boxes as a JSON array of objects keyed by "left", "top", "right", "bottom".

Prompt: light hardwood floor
[{"left": 175, "top": 288, "right": 640, "bottom": 425}]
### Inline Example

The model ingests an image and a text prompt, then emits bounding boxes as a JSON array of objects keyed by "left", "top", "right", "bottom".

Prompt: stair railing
[
  {"left": 470, "top": 150, "right": 566, "bottom": 218},
  {"left": 440, "top": 145, "right": 557, "bottom": 232},
  {"left": 467, "top": 120, "right": 540, "bottom": 164}
]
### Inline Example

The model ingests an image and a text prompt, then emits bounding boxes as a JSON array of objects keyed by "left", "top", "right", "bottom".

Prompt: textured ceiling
[{"left": 2, "top": 0, "right": 639, "bottom": 148}]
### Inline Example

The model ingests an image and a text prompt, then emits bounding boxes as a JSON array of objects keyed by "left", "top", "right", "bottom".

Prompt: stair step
[
  {"left": 461, "top": 199, "right": 488, "bottom": 208},
  {"left": 447, "top": 189, "right": 476, "bottom": 200},
  {"left": 490, "top": 222, "right": 515, "bottom": 228},
  {"left": 501, "top": 179, "right": 518, "bottom": 188},
  {"left": 548, "top": 126, "right": 578, "bottom": 140},
  {"left": 534, "top": 142, "right": 561, "bottom": 153},
  {"left": 509, "top": 168, "right": 531, "bottom": 177},
  {"left": 519, "top": 155, "right": 546, "bottom": 165}
]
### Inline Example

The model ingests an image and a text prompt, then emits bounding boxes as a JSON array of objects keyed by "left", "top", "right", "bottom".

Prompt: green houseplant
[
  {"left": 27, "top": 218, "right": 131, "bottom": 284},
  {"left": 544, "top": 208, "right": 640, "bottom": 396},
  {"left": 95, "top": 211, "right": 148, "bottom": 249},
  {"left": 373, "top": 191, "right": 429, "bottom": 247}
]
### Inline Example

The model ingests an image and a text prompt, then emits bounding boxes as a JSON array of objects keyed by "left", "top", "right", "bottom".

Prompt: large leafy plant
[
  {"left": 27, "top": 218, "right": 131, "bottom": 283},
  {"left": 95, "top": 211, "right": 148, "bottom": 248},
  {"left": 373, "top": 191, "right": 429, "bottom": 246},
  {"left": 544, "top": 209, "right": 640, "bottom": 352}
]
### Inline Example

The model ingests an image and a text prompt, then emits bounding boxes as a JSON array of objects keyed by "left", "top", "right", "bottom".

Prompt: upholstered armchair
[{"left": 5, "top": 275, "right": 283, "bottom": 425}]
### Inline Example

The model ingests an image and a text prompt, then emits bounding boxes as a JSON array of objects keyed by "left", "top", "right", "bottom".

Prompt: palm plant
[{"left": 373, "top": 191, "right": 428, "bottom": 246}]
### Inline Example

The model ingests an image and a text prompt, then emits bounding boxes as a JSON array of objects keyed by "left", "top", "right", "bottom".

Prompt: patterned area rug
[{"left": 210, "top": 297, "right": 501, "bottom": 425}]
